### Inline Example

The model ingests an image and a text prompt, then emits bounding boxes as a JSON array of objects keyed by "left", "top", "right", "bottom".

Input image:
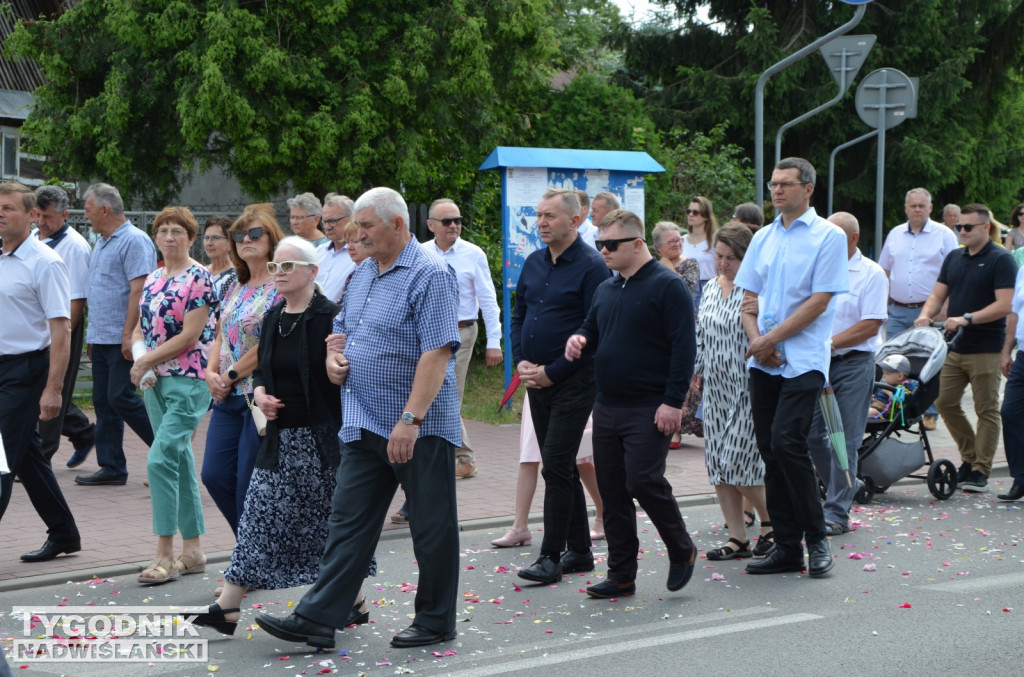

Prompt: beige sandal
[
  {"left": 138, "top": 559, "right": 179, "bottom": 586},
  {"left": 175, "top": 552, "right": 207, "bottom": 576}
]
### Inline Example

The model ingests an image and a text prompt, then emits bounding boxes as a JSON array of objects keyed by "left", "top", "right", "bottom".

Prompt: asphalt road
[{"left": 3, "top": 480, "right": 1023, "bottom": 676}]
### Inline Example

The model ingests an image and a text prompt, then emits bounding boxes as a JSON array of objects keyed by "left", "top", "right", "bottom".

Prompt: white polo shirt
[
  {"left": 316, "top": 240, "right": 355, "bottom": 302},
  {"left": 735, "top": 207, "right": 850, "bottom": 378},
  {"left": 878, "top": 219, "right": 959, "bottom": 304},
  {"left": 831, "top": 249, "right": 889, "bottom": 356},
  {"left": 37, "top": 225, "right": 91, "bottom": 301},
  {"left": 422, "top": 237, "right": 502, "bottom": 349},
  {"left": 0, "top": 234, "right": 70, "bottom": 355}
]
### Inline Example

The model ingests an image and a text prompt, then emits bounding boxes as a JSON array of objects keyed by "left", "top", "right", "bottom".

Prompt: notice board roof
[{"left": 479, "top": 146, "right": 665, "bottom": 173}]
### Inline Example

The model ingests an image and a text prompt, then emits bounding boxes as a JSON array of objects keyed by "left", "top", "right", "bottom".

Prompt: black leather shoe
[
  {"left": 390, "top": 624, "right": 457, "bottom": 648},
  {"left": 517, "top": 555, "right": 562, "bottom": 584},
  {"left": 807, "top": 539, "right": 834, "bottom": 577},
  {"left": 255, "top": 612, "right": 335, "bottom": 648},
  {"left": 745, "top": 546, "right": 804, "bottom": 575},
  {"left": 560, "top": 549, "right": 595, "bottom": 574},
  {"left": 75, "top": 469, "right": 127, "bottom": 486},
  {"left": 998, "top": 482, "right": 1024, "bottom": 501},
  {"left": 586, "top": 579, "right": 636, "bottom": 599},
  {"left": 667, "top": 548, "right": 696, "bottom": 592},
  {"left": 21, "top": 539, "right": 82, "bottom": 562}
]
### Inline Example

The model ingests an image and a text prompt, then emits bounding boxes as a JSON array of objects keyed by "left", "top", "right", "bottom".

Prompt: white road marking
[{"left": 919, "top": 572, "right": 1024, "bottom": 594}]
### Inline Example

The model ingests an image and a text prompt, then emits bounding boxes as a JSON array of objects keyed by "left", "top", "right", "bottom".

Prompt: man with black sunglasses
[
  {"left": 914, "top": 203, "right": 1015, "bottom": 492},
  {"left": 566, "top": 209, "right": 697, "bottom": 599}
]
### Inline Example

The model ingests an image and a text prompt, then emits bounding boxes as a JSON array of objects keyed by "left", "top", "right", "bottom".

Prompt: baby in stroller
[{"left": 869, "top": 354, "right": 920, "bottom": 419}]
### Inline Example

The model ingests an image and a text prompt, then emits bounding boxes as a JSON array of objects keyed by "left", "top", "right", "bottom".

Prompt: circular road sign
[{"left": 855, "top": 68, "right": 916, "bottom": 130}]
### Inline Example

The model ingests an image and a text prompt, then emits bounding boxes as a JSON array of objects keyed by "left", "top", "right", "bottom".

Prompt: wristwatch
[
  {"left": 227, "top": 364, "right": 239, "bottom": 381},
  {"left": 401, "top": 411, "right": 423, "bottom": 426},
  {"left": 963, "top": 313, "right": 974, "bottom": 326}
]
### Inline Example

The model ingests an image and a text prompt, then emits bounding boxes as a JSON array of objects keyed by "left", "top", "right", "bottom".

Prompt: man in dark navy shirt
[
  {"left": 566, "top": 209, "right": 698, "bottom": 599},
  {"left": 915, "top": 203, "right": 1015, "bottom": 492},
  {"left": 512, "top": 188, "right": 608, "bottom": 585}
]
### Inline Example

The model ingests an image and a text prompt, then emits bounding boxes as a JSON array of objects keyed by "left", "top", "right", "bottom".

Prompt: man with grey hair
[
  {"left": 76, "top": 183, "right": 156, "bottom": 486},
  {"left": 806, "top": 212, "right": 888, "bottom": 535},
  {"left": 878, "top": 187, "right": 958, "bottom": 430},
  {"left": 574, "top": 189, "right": 599, "bottom": 249},
  {"left": 589, "top": 192, "right": 620, "bottom": 228},
  {"left": 316, "top": 193, "right": 356, "bottom": 301},
  {"left": 942, "top": 203, "right": 961, "bottom": 230},
  {"left": 287, "top": 192, "right": 326, "bottom": 246},
  {"left": 422, "top": 198, "right": 502, "bottom": 480},
  {"left": 33, "top": 185, "right": 95, "bottom": 468},
  {"left": 257, "top": 186, "right": 462, "bottom": 650}
]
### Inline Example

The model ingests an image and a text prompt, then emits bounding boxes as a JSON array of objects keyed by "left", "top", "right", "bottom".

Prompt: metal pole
[
  {"left": 827, "top": 129, "right": 878, "bottom": 216},
  {"left": 874, "top": 71, "right": 888, "bottom": 260},
  {"left": 775, "top": 47, "right": 856, "bottom": 166},
  {"left": 755, "top": 4, "right": 868, "bottom": 206}
]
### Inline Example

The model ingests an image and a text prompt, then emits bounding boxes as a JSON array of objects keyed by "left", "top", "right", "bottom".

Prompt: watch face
[{"left": 401, "top": 412, "right": 413, "bottom": 424}]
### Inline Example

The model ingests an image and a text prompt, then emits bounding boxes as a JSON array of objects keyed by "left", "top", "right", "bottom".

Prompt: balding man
[{"left": 806, "top": 212, "right": 888, "bottom": 535}]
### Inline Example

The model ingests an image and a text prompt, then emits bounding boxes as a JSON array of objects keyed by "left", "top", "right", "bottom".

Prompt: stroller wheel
[
  {"left": 927, "top": 459, "right": 957, "bottom": 500},
  {"left": 854, "top": 476, "right": 876, "bottom": 505}
]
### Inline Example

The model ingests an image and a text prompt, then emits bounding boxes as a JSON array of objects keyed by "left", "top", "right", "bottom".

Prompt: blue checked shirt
[
  {"left": 334, "top": 237, "right": 462, "bottom": 446},
  {"left": 86, "top": 221, "right": 157, "bottom": 344}
]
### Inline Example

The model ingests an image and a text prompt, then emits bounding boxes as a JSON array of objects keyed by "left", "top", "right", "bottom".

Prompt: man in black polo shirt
[
  {"left": 566, "top": 209, "right": 697, "bottom": 599},
  {"left": 915, "top": 203, "right": 1015, "bottom": 491},
  {"left": 512, "top": 188, "right": 609, "bottom": 585}
]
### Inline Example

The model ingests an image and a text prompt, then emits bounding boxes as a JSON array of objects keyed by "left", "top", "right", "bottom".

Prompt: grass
[{"left": 460, "top": 355, "right": 524, "bottom": 426}]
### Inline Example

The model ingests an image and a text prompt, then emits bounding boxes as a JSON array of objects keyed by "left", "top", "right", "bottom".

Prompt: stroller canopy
[{"left": 874, "top": 326, "right": 949, "bottom": 383}]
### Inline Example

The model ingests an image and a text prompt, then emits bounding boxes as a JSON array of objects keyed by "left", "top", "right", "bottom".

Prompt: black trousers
[
  {"left": 38, "top": 320, "right": 94, "bottom": 460},
  {"left": 527, "top": 365, "right": 596, "bottom": 559},
  {"left": 593, "top": 401, "right": 694, "bottom": 582},
  {"left": 748, "top": 368, "right": 827, "bottom": 550},
  {"left": 0, "top": 349, "right": 80, "bottom": 542},
  {"left": 296, "top": 430, "right": 459, "bottom": 634}
]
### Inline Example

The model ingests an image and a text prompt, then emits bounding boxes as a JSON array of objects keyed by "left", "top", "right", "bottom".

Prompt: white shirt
[
  {"left": 36, "top": 225, "right": 91, "bottom": 300},
  {"left": 878, "top": 219, "right": 959, "bottom": 304},
  {"left": 0, "top": 235, "right": 70, "bottom": 355},
  {"left": 316, "top": 240, "right": 355, "bottom": 302},
  {"left": 422, "top": 237, "right": 502, "bottom": 349},
  {"left": 577, "top": 219, "right": 599, "bottom": 249},
  {"left": 734, "top": 207, "right": 850, "bottom": 378},
  {"left": 1012, "top": 265, "right": 1024, "bottom": 350},
  {"left": 682, "top": 234, "right": 716, "bottom": 280},
  {"left": 831, "top": 250, "right": 889, "bottom": 356}
]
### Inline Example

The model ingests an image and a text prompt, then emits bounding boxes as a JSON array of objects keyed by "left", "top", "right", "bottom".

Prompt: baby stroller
[{"left": 854, "top": 325, "right": 961, "bottom": 504}]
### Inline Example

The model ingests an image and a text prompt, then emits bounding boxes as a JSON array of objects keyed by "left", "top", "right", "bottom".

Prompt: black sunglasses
[
  {"left": 595, "top": 237, "right": 639, "bottom": 252},
  {"left": 954, "top": 222, "right": 985, "bottom": 233},
  {"left": 430, "top": 216, "right": 464, "bottom": 227},
  {"left": 231, "top": 226, "right": 265, "bottom": 243}
]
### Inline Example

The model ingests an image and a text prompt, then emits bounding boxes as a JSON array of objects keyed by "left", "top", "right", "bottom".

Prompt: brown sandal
[{"left": 138, "top": 559, "right": 179, "bottom": 586}]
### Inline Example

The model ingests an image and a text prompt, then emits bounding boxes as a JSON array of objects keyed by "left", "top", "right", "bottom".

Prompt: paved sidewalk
[{"left": 0, "top": 407, "right": 985, "bottom": 587}]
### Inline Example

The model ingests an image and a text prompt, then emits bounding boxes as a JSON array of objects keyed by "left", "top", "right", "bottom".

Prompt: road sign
[
  {"left": 855, "top": 68, "right": 916, "bottom": 130},
  {"left": 819, "top": 34, "right": 876, "bottom": 92}
]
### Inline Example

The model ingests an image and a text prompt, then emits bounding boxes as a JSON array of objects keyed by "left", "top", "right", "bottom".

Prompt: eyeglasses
[
  {"left": 203, "top": 235, "right": 226, "bottom": 242},
  {"left": 955, "top": 222, "right": 986, "bottom": 233},
  {"left": 155, "top": 227, "right": 189, "bottom": 238},
  {"left": 267, "top": 260, "right": 313, "bottom": 274},
  {"left": 429, "top": 216, "right": 464, "bottom": 227},
  {"left": 289, "top": 214, "right": 315, "bottom": 222},
  {"left": 766, "top": 181, "right": 808, "bottom": 190},
  {"left": 323, "top": 214, "right": 350, "bottom": 227},
  {"left": 685, "top": 209, "right": 703, "bottom": 216},
  {"left": 594, "top": 237, "right": 639, "bottom": 252},
  {"left": 231, "top": 226, "right": 265, "bottom": 243}
]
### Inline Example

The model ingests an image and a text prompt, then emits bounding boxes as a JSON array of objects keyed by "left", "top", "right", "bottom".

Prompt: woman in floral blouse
[{"left": 130, "top": 206, "right": 216, "bottom": 585}]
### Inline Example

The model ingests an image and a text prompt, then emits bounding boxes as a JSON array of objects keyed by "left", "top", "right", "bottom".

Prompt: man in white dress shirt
[
  {"left": 807, "top": 212, "right": 888, "bottom": 535},
  {"left": 315, "top": 194, "right": 356, "bottom": 302},
  {"left": 574, "top": 190, "right": 599, "bottom": 250},
  {"left": 878, "top": 188, "right": 958, "bottom": 429},
  {"left": 34, "top": 185, "right": 96, "bottom": 469},
  {"left": 0, "top": 181, "right": 82, "bottom": 563},
  {"left": 423, "top": 199, "right": 502, "bottom": 479}
]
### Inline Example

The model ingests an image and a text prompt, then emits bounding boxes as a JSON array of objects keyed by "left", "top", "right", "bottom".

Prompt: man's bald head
[{"left": 828, "top": 211, "right": 859, "bottom": 258}]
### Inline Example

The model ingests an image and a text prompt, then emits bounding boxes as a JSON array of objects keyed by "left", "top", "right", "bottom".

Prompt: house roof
[{"left": 479, "top": 146, "right": 665, "bottom": 173}]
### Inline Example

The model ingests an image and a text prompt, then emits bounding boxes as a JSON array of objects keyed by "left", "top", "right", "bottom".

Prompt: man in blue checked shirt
[
  {"left": 257, "top": 187, "right": 463, "bottom": 651},
  {"left": 736, "top": 157, "right": 849, "bottom": 579}
]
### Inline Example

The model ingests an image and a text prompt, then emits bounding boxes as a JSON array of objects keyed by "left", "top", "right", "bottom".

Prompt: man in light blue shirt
[{"left": 735, "top": 157, "right": 849, "bottom": 578}]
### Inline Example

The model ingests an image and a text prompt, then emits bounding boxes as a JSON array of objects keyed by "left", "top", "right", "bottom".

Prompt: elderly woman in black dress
[{"left": 189, "top": 236, "right": 375, "bottom": 635}]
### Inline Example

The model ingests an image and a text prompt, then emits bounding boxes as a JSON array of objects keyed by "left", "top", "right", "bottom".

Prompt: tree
[
  {"left": 613, "top": 0, "right": 1024, "bottom": 227},
  {"left": 5, "top": 0, "right": 562, "bottom": 206}
]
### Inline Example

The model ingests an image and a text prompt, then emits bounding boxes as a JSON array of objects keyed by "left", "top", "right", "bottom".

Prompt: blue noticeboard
[{"left": 478, "top": 146, "right": 665, "bottom": 387}]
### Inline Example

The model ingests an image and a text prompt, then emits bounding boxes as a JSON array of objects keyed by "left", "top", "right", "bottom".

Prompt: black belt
[
  {"left": 889, "top": 299, "right": 925, "bottom": 309},
  {"left": 832, "top": 350, "right": 872, "bottom": 361},
  {"left": 0, "top": 347, "right": 48, "bottom": 364},
  {"left": 457, "top": 320, "right": 476, "bottom": 328}
]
